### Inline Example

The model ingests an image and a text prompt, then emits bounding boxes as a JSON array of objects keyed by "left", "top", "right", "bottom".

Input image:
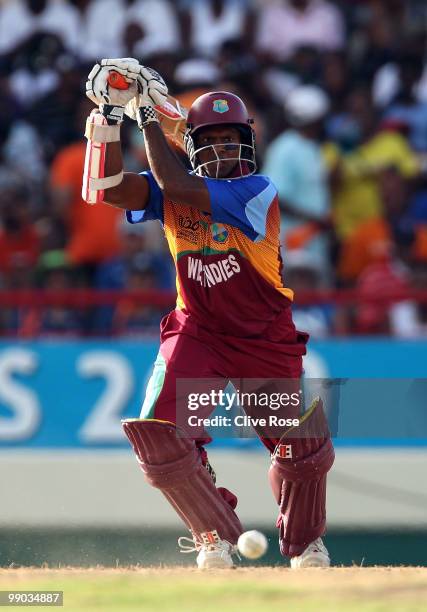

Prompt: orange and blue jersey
[{"left": 126, "top": 171, "right": 295, "bottom": 338}]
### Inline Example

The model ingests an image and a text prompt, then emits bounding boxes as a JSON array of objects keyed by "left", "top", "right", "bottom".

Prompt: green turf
[{"left": 0, "top": 568, "right": 426, "bottom": 612}]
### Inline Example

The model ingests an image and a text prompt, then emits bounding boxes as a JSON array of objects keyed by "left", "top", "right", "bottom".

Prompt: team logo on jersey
[
  {"left": 211, "top": 223, "right": 228, "bottom": 243},
  {"left": 212, "top": 99, "right": 229, "bottom": 113}
]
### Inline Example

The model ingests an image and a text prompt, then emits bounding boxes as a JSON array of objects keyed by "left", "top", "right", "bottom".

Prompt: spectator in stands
[
  {"left": 79, "top": 0, "right": 127, "bottom": 59},
  {"left": 352, "top": 1, "right": 397, "bottom": 88},
  {"left": 404, "top": 178, "right": 427, "bottom": 263},
  {"left": 95, "top": 217, "right": 174, "bottom": 292},
  {"left": 350, "top": 250, "right": 413, "bottom": 336},
  {"left": 262, "top": 85, "right": 332, "bottom": 272},
  {"left": 327, "top": 87, "right": 421, "bottom": 254},
  {"left": 0, "top": 68, "right": 46, "bottom": 185},
  {"left": 24, "top": 53, "right": 85, "bottom": 158},
  {"left": 17, "top": 249, "right": 84, "bottom": 337},
  {"left": 321, "top": 51, "right": 350, "bottom": 116},
  {"left": 112, "top": 263, "right": 165, "bottom": 336},
  {"left": 0, "top": 176, "right": 40, "bottom": 336},
  {"left": 283, "top": 249, "right": 333, "bottom": 337},
  {"left": 0, "top": 177, "right": 40, "bottom": 288},
  {"left": 174, "top": 57, "right": 222, "bottom": 110},
  {"left": 94, "top": 219, "right": 174, "bottom": 333},
  {"left": 82, "top": 0, "right": 180, "bottom": 61},
  {"left": 333, "top": 160, "right": 422, "bottom": 336},
  {"left": 0, "top": 67, "right": 21, "bottom": 135},
  {"left": 7, "top": 32, "right": 64, "bottom": 110},
  {"left": 0, "top": 0, "right": 81, "bottom": 56},
  {"left": 180, "top": 0, "right": 255, "bottom": 58},
  {"left": 343, "top": 224, "right": 425, "bottom": 337},
  {"left": 261, "top": 45, "right": 322, "bottom": 133},
  {"left": 339, "top": 162, "right": 417, "bottom": 336},
  {"left": 289, "top": 45, "right": 322, "bottom": 84},
  {"left": 337, "top": 163, "right": 426, "bottom": 285},
  {"left": 127, "top": 0, "right": 181, "bottom": 57},
  {"left": 1, "top": 0, "right": 427, "bottom": 337},
  {"left": 122, "top": 21, "right": 145, "bottom": 59},
  {"left": 380, "top": 49, "right": 427, "bottom": 152},
  {"left": 391, "top": 257, "right": 427, "bottom": 337},
  {"left": 2, "top": 119, "right": 46, "bottom": 186},
  {"left": 216, "top": 38, "right": 257, "bottom": 88},
  {"left": 255, "top": 0, "right": 345, "bottom": 63}
]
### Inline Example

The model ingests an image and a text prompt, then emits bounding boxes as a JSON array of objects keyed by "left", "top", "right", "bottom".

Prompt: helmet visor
[{"left": 187, "top": 141, "right": 256, "bottom": 179}]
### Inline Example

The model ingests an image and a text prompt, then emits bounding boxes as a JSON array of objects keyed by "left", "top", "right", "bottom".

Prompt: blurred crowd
[{"left": 1, "top": 0, "right": 427, "bottom": 337}]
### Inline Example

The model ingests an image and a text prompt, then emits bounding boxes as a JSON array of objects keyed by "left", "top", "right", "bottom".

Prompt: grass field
[{"left": 0, "top": 567, "right": 426, "bottom": 611}]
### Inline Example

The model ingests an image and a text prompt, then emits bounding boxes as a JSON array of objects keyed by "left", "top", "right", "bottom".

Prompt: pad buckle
[
  {"left": 200, "top": 530, "right": 220, "bottom": 545},
  {"left": 274, "top": 444, "right": 293, "bottom": 459}
]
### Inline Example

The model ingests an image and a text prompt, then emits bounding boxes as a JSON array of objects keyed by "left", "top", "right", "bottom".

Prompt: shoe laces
[
  {"left": 178, "top": 535, "right": 240, "bottom": 560},
  {"left": 178, "top": 536, "right": 203, "bottom": 554}
]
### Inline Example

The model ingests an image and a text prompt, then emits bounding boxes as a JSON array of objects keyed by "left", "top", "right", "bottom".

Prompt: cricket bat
[{"left": 107, "top": 71, "right": 187, "bottom": 149}]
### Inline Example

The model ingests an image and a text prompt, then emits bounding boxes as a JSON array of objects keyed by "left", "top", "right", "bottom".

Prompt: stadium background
[{"left": 0, "top": 0, "right": 426, "bottom": 567}]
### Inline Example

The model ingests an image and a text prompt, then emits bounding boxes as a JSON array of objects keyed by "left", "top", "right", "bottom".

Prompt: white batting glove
[
  {"left": 125, "top": 66, "right": 168, "bottom": 129},
  {"left": 138, "top": 65, "right": 168, "bottom": 107},
  {"left": 86, "top": 58, "right": 140, "bottom": 108}
]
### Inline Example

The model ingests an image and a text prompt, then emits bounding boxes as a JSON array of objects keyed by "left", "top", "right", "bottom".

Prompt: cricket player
[{"left": 84, "top": 58, "right": 334, "bottom": 569}]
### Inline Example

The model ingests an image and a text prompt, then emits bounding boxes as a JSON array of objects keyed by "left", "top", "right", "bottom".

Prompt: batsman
[{"left": 83, "top": 58, "right": 335, "bottom": 569}]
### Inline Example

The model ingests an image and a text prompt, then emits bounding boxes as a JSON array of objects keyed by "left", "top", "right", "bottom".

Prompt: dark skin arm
[
  {"left": 103, "top": 122, "right": 211, "bottom": 212},
  {"left": 144, "top": 122, "right": 211, "bottom": 211},
  {"left": 102, "top": 141, "right": 149, "bottom": 210}
]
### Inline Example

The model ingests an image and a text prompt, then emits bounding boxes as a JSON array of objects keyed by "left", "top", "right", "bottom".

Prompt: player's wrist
[
  {"left": 136, "top": 105, "right": 159, "bottom": 130},
  {"left": 99, "top": 104, "right": 125, "bottom": 125}
]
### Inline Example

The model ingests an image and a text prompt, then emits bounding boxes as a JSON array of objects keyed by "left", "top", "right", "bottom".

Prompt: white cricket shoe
[
  {"left": 290, "top": 537, "right": 330, "bottom": 568},
  {"left": 178, "top": 535, "right": 237, "bottom": 569}
]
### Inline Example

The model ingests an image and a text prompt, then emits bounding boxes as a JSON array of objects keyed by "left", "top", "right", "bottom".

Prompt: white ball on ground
[{"left": 237, "top": 530, "right": 268, "bottom": 559}]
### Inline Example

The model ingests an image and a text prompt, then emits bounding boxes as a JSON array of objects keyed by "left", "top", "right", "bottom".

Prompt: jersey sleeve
[
  {"left": 204, "top": 175, "right": 277, "bottom": 241},
  {"left": 126, "top": 171, "right": 164, "bottom": 224}
]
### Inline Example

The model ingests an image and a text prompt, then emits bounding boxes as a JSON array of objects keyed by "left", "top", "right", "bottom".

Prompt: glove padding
[
  {"left": 86, "top": 58, "right": 140, "bottom": 107},
  {"left": 125, "top": 66, "right": 168, "bottom": 121}
]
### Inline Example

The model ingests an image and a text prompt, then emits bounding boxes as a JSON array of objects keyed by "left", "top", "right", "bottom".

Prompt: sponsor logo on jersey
[
  {"left": 187, "top": 253, "right": 241, "bottom": 287},
  {"left": 179, "top": 215, "right": 200, "bottom": 232},
  {"left": 177, "top": 215, "right": 205, "bottom": 244},
  {"left": 211, "top": 223, "right": 228, "bottom": 243},
  {"left": 212, "top": 99, "right": 229, "bottom": 113}
]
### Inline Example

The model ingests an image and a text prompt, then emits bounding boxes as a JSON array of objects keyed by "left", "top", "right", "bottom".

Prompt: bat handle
[{"left": 107, "top": 71, "right": 130, "bottom": 90}]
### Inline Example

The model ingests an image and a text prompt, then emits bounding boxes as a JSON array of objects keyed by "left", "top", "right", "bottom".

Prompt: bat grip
[{"left": 107, "top": 71, "right": 130, "bottom": 90}]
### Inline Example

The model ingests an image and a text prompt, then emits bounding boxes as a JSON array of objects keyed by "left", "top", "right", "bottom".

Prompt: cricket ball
[{"left": 237, "top": 530, "right": 268, "bottom": 560}]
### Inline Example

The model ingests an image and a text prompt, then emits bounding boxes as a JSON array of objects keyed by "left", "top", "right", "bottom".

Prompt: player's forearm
[
  {"left": 143, "top": 122, "right": 191, "bottom": 196},
  {"left": 143, "top": 122, "right": 211, "bottom": 210},
  {"left": 103, "top": 142, "right": 149, "bottom": 210},
  {"left": 83, "top": 104, "right": 148, "bottom": 210},
  {"left": 102, "top": 141, "right": 125, "bottom": 205}
]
